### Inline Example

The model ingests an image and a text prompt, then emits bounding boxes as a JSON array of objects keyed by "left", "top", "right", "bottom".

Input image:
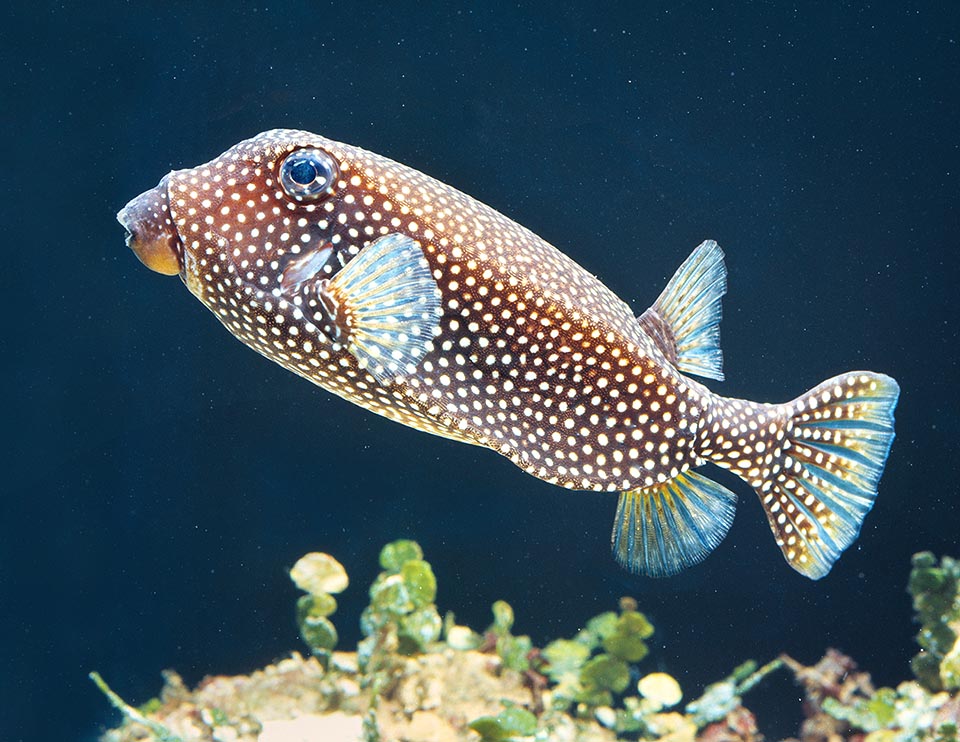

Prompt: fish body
[{"left": 119, "top": 129, "right": 899, "bottom": 579}]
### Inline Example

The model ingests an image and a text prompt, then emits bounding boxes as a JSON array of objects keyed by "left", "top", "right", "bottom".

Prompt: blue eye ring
[{"left": 278, "top": 148, "right": 339, "bottom": 201}]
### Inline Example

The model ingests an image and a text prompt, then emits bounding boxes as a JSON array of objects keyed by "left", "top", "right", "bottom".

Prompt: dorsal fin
[{"left": 637, "top": 240, "right": 726, "bottom": 381}]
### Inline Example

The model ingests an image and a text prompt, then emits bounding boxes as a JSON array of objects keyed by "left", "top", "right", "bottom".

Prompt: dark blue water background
[{"left": 2, "top": 3, "right": 958, "bottom": 740}]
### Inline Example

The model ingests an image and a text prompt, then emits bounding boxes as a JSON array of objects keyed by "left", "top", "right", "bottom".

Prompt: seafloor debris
[{"left": 94, "top": 547, "right": 960, "bottom": 742}]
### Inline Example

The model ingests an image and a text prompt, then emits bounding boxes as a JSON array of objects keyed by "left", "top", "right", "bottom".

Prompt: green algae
[
  {"left": 360, "top": 541, "right": 443, "bottom": 666},
  {"left": 821, "top": 681, "right": 955, "bottom": 741},
  {"left": 487, "top": 599, "right": 534, "bottom": 673},
  {"left": 378, "top": 538, "right": 423, "bottom": 572},
  {"left": 909, "top": 552, "right": 960, "bottom": 693},
  {"left": 469, "top": 704, "right": 538, "bottom": 741},
  {"left": 92, "top": 544, "right": 960, "bottom": 742},
  {"left": 685, "top": 658, "right": 784, "bottom": 727},
  {"left": 810, "top": 552, "right": 960, "bottom": 741},
  {"left": 601, "top": 609, "right": 654, "bottom": 663},
  {"left": 538, "top": 598, "right": 656, "bottom": 720},
  {"left": 290, "top": 551, "right": 350, "bottom": 667},
  {"left": 355, "top": 541, "right": 445, "bottom": 741},
  {"left": 296, "top": 598, "right": 338, "bottom": 654}
]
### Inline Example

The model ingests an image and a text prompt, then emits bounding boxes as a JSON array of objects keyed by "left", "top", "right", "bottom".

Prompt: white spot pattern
[
  {"left": 122, "top": 129, "right": 899, "bottom": 579},
  {"left": 163, "top": 129, "right": 708, "bottom": 490}
]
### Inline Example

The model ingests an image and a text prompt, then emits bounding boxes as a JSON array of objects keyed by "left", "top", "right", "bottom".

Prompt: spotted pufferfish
[{"left": 118, "top": 129, "right": 899, "bottom": 579}]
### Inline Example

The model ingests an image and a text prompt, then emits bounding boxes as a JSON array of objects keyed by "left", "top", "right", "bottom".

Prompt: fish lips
[{"left": 117, "top": 174, "right": 183, "bottom": 276}]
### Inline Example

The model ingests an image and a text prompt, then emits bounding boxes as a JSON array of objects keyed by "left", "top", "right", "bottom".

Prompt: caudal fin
[{"left": 730, "top": 372, "right": 900, "bottom": 578}]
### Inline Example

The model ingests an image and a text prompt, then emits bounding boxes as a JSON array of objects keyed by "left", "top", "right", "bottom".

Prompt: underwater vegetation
[
  {"left": 908, "top": 553, "right": 960, "bottom": 695},
  {"left": 95, "top": 547, "right": 960, "bottom": 742}
]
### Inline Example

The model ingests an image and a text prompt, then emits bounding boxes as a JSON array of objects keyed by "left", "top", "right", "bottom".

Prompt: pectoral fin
[{"left": 322, "top": 233, "right": 442, "bottom": 385}]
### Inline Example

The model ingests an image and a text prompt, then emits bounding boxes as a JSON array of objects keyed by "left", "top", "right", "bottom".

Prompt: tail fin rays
[
  {"left": 717, "top": 372, "right": 900, "bottom": 579},
  {"left": 769, "top": 372, "right": 900, "bottom": 577}
]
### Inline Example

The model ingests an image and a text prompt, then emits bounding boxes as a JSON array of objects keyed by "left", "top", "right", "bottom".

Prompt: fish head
[{"left": 118, "top": 128, "right": 379, "bottom": 313}]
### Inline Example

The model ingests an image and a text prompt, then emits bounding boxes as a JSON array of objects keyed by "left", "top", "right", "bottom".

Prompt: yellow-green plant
[{"left": 290, "top": 551, "right": 349, "bottom": 669}]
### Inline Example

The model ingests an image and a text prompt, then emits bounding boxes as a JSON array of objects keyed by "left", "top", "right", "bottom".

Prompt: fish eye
[{"left": 279, "top": 148, "right": 339, "bottom": 201}]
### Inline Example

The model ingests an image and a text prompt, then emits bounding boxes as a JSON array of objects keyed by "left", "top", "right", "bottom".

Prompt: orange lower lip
[{"left": 118, "top": 176, "right": 182, "bottom": 276}]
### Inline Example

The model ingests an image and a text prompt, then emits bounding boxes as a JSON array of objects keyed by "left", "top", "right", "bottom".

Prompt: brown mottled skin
[{"left": 119, "top": 129, "right": 899, "bottom": 578}]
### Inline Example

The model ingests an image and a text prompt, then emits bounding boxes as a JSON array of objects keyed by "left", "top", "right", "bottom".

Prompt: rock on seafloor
[
  {"left": 100, "top": 649, "right": 617, "bottom": 742},
  {"left": 259, "top": 712, "right": 363, "bottom": 742}
]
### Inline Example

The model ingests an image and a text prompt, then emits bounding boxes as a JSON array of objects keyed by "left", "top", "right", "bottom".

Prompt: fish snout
[{"left": 118, "top": 177, "right": 182, "bottom": 276}]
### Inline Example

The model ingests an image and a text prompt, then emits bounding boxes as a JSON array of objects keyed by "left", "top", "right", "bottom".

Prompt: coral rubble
[{"left": 94, "top": 548, "right": 960, "bottom": 742}]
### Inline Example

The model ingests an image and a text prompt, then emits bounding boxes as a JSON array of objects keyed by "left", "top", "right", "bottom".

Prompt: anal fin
[
  {"left": 638, "top": 240, "right": 726, "bottom": 381},
  {"left": 611, "top": 470, "right": 737, "bottom": 578}
]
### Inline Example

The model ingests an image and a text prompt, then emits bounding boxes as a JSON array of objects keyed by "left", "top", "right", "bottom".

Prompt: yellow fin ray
[
  {"left": 611, "top": 470, "right": 737, "bottom": 578},
  {"left": 759, "top": 372, "right": 900, "bottom": 579}
]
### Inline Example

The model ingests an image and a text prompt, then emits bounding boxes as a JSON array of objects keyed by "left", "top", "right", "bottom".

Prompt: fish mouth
[{"left": 117, "top": 174, "right": 183, "bottom": 276}]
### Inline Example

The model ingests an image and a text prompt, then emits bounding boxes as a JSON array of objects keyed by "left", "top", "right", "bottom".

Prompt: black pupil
[{"left": 289, "top": 158, "right": 319, "bottom": 186}]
